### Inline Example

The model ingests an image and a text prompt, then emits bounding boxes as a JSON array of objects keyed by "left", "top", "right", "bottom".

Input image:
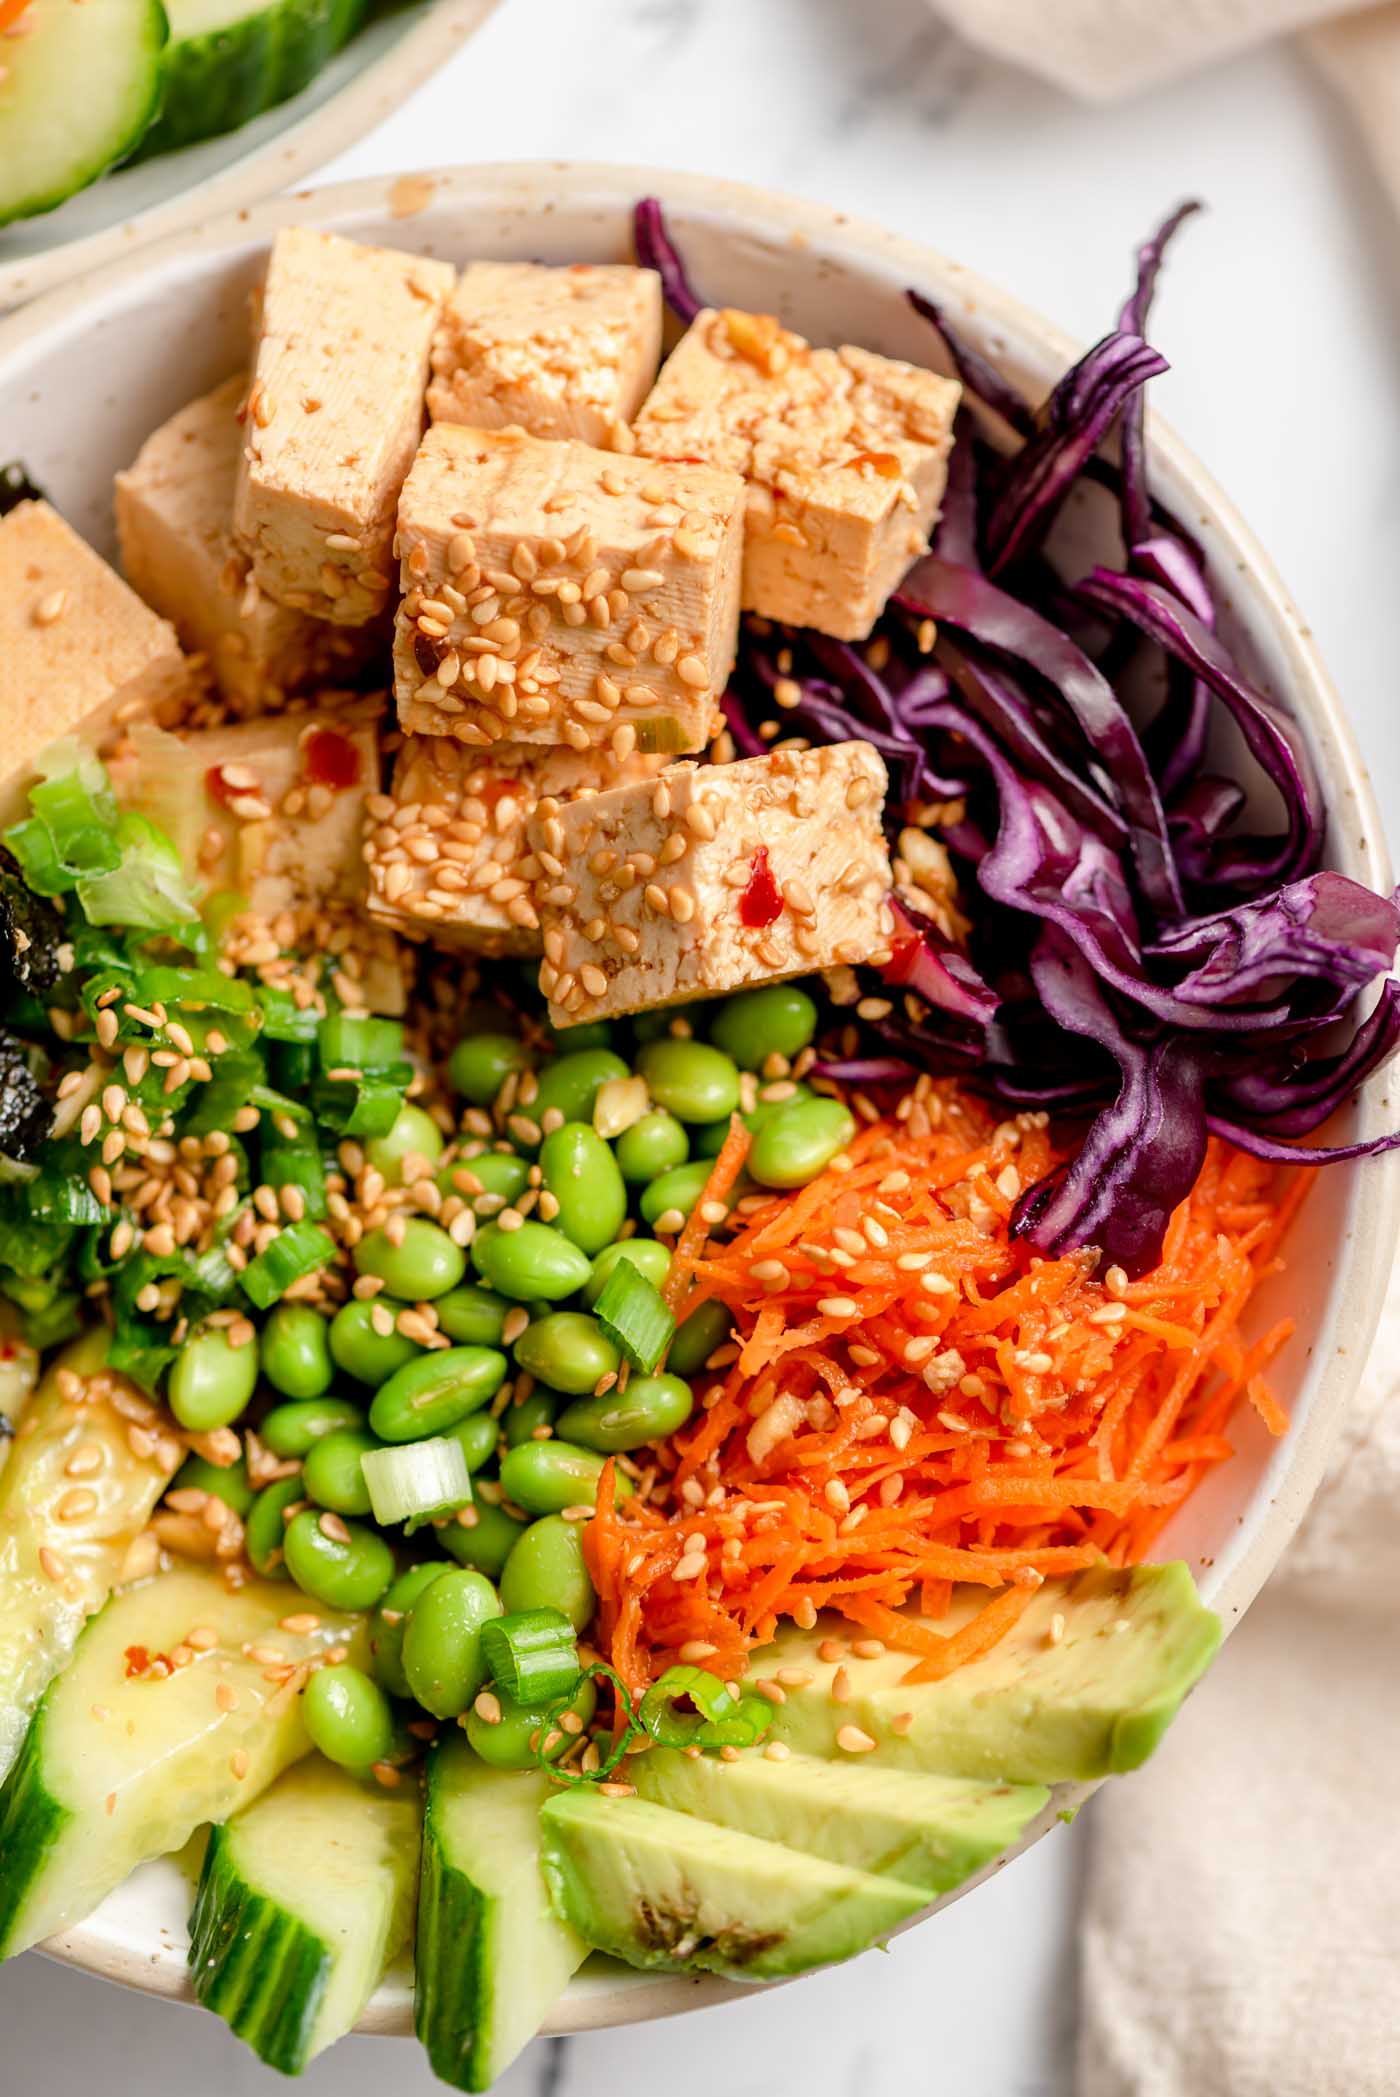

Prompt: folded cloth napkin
[
  {"left": 1076, "top": 1270, "right": 1400, "bottom": 2096},
  {"left": 930, "top": 0, "right": 1400, "bottom": 204}
]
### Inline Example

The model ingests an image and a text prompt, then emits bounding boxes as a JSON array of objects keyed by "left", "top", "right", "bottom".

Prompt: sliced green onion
[
  {"left": 239, "top": 1221, "right": 335, "bottom": 1310},
  {"left": 258, "top": 986, "right": 322, "bottom": 1043},
  {"left": 362, "top": 1436, "right": 471, "bottom": 1528},
  {"left": 639, "top": 1664, "right": 739, "bottom": 1747},
  {"left": 260, "top": 1126, "right": 328, "bottom": 1221},
  {"left": 481, "top": 1609, "right": 580, "bottom": 1706},
  {"left": 538, "top": 1662, "right": 641, "bottom": 1786},
  {"left": 594, "top": 1259, "right": 676, "bottom": 1373},
  {"left": 317, "top": 1011, "right": 404, "bottom": 1075},
  {"left": 697, "top": 1695, "right": 775, "bottom": 1749}
]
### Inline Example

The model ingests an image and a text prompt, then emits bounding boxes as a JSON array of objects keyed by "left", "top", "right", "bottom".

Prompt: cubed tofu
[
  {"left": 0, "top": 500, "right": 197, "bottom": 824},
  {"left": 529, "top": 742, "right": 894, "bottom": 1026},
  {"left": 364, "top": 736, "right": 663, "bottom": 956},
  {"left": 116, "top": 376, "right": 371, "bottom": 717},
  {"left": 427, "top": 262, "right": 662, "bottom": 451},
  {"left": 394, "top": 425, "right": 745, "bottom": 757},
  {"left": 107, "top": 703, "right": 381, "bottom": 918},
  {"left": 633, "top": 308, "right": 961, "bottom": 641},
  {"left": 234, "top": 228, "right": 455, "bottom": 626}
]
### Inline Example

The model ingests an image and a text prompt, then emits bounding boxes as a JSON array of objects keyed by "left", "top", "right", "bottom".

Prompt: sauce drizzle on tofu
[{"left": 738, "top": 847, "right": 784, "bottom": 929}]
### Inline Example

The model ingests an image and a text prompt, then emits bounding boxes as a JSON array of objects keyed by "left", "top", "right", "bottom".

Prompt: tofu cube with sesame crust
[
  {"left": 393, "top": 424, "right": 745, "bottom": 757},
  {"left": 529, "top": 742, "right": 894, "bottom": 1026},
  {"left": 364, "top": 735, "right": 664, "bottom": 956},
  {"left": 233, "top": 228, "right": 456, "bottom": 627},
  {"left": 107, "top": 703, "right": 381, "bottom": 919},
  {"left": 633, "top": 309, "right": 961, "bottom": 642},
  {"left": 116, "top": 376, "right": 372, "bottom": 719},
  {"left": 427, "top": 262, "right": 663, "bottom": 452},
  {"left": 0, "top": 500, "right": 197, "bottom": 825}
]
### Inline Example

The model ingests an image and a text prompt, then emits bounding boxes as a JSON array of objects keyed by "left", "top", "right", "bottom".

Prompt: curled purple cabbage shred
[{"left": 636, "top": 199, "right": 1400, "bottom": 1273}]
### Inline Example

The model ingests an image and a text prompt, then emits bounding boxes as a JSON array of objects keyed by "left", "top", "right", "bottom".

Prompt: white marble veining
[{"left": 3, "top": 0, "right": 1398, "bottom": 2091}]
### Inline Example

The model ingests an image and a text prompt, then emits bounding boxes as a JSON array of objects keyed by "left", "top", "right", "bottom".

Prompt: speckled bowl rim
[
  {"left": 0, "top": 0, "right": 501, "bottom": 313},
  {"left": 2, "top": 160, "right": 1395, "bottom": 2038}
]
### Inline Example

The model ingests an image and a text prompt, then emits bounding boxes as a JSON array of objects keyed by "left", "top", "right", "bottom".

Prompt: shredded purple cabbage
[{"left": 635, "top": 200, "right": 1400, "bottom": 1273}]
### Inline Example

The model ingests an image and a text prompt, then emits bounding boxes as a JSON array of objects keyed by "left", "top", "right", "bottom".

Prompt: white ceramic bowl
[
  {"left": 0, "top": 162, "right": 1394, "bottom": 2038},
  {"left": 0, "top": 0, "right": 499, "bottom": 312}
]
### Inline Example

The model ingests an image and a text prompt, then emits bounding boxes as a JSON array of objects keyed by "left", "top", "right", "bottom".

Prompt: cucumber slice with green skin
[
  {"left": 0, "top": 1329, "right": 177, "bottom": 1786},
  {"left": 0, "top": 0, "right": 167, "bottom": 228},
  {"left": 538, "top": 1790, "right": 926, "bottom": 1982},
  {"left": 138, "top": 0, "right": 372, "bottom": 157},
  {"left": 190, "top": 1756, "right": 420, "bottom": 2073},
  {"left": 416, "top": 1740, "right": 586, "bottom": 2091},
  {"left": 0, "top": 1566, "right": 367, "bottom": 1961},
  {"left": 631, "top": 1746, "right": 1049, "bottom": 1896}
]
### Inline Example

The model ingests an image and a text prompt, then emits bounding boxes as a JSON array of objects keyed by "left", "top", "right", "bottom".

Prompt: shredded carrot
[
  {"left": 587, "top": 1081, "right": 1300, "bottom": 1693},
  {"left": 0, "top": 0, "right": 31, "bottom": 33}
]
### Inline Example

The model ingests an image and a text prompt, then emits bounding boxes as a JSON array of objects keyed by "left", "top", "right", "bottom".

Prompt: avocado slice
[
  {"left": 631, "top": 1747, "right": 1048, "bottom": 1896},
  {"left": 758, "top": 1563, "right": 1220, "bottom": 1785},
  {"left": 538, "top": 1791, "right": 925, "bottom": 1981}
]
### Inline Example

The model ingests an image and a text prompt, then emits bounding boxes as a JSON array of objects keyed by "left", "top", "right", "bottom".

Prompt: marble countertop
[{"left": 3, "top": 0, "right": 1397, "bottom": 2091}]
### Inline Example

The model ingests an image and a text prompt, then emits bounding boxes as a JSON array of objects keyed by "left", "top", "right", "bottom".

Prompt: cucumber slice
[
  {"left": 190, "top": 1756, "right": 420, "bottom": 2073},
  {"left": 0, "top": 0, "right": 167, "bottom": 227},
  {"left": 0, "top": 1566, "right": 367, "bottom": 1961},
  {"left": 416, "top": 1741, "right": 586, "bottom": 2091},
  {"left": 0, "top": 1329, "right": 176, "bottom": 1786},
  {"left": 139, "top": 0, "right": 372, "bottom": 157}
]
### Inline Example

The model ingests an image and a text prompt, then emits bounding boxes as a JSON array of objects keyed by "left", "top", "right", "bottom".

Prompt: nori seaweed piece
[
  {"left": 0, "top": 464, "right": 45, "bottom": 518},
  {"left": 0, "top": 850, "right": 68, "bottom": 997},
  {"left": 0, "top": 1035, "right": 50, "bottom": 1160}
]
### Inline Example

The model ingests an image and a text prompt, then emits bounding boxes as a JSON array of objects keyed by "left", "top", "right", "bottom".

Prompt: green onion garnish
[
  {"left": 361, "top": 1437, "right": 471, "bottom": 1529},
  {"left": 317, "top": 1011, "right": 404, "bottom": 1075},
  {"left": 239, "top": 1221, "right": 335, "bottom": 1310},
  {"left": 481, "top": 1609, "right": 580, "bottom": 1706},
  {"left": 593, "top": 1259, "right": 676, "bottom": 1373},
  {"left": 638, "top": 1665, "right": 775, "bottom": 1750},
  {"left": 538, "top": 1661, "right": 642, "bottom": 1786}
]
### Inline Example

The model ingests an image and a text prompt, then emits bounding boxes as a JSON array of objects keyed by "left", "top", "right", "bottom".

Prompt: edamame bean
[
  {"left": 513, "top": 1312, "right": 621, "bottom": 1398},
  {"left": 499, "top": 1514, "right": 596, "bottom": 1629},
  {"left": 170, "top": 1454, "right": 253, "bottom": 1519},
  {"left": 631, "top": 1006, "right": 699, "bottom": 1044},
  {"left": 354, "top": 1218, "right": 466, "bottom": 1301},
  {"left": 640, "top": 1159, "right": 719, "bottom": 1230},
  {"left": 637, "top": 1040, "right": 740, "bottom": 1124},
  {"left": 260, "top": 1395, "right": 365, "bottom": 1460},
  {"left": 498, "top": 1440, "right": 633, "bottom": 1518},
  {"left": 538, "top": 1123, "right": 627, "bottom": 1255},
  {"left": 439, "top": 1500, "right": 527, "bottom": 1578},
  {"left": 366, "top": 1103, "right": 444, "bottom": 1187},
  {"left": 666, "top": 1297, "right": 733, "bottom": 1380},
  {"left": 529, "top": 1050, "right": 630, "bottom": 1133},
  {"left": 503, "top": 1387, "right": 562, "bottom": 1449},
  {"left": 614, "top": 1110, "right": 689, "bottom": 1185},
  {"left": 546, "top": 1018, "right": 613, "bottom": 1053},
  {"left": 710, "top": 985, "right": 817, "bottom": 1070},
  {"left": 283, "top": 1507, "right": 395, "bottom": 1611},
  {"left": 554, "top": 1373, "right": 693, "bottom": 1453},
  {"left": 472, "top": 1220, "right": 592, "bottom": 1302},
  {"left": 583, "top": 1237, "right": 672, "bottom": 1307},
  {"left": 167, "top": 1326, "right": 259, "bottom": 1433},
  {"left": 449, "top": 1032, "right": 533, "bottom": 1108},
  {"left": 748, "top": 1097, "right": 856, "bottom": 1189},
  {"left": 260, "top": 1304, "right": 334, "bottom": 1400},
  {"left": 401, "top": 1567, "right": 502, "bottom": 1718},
  {"left": 435, "top": 1283, "right": 516, "bottom": 1348},
  {"left": 244, "top": 1475, "right": 305, "bottom": 1579},
  {"left": 466, "top": 1673, "right": 597, "bottom": 1769},
  {"left": 445, "top": 1409, "right": 500, "bottom": 1472},
  {"left": 302, "top": 1664, "right": 395, "bottom": 1771},
  {"left": 370, "top": 1562, "right": 452, "bottom": 1699},
  {"left": 302, "top": 1427, "right": 381, "bottom": 1518},
  {"left": 692, "top": 1083, "right": 816, "bottom": 1159},
  {"left": 328, "top": 1300, "right": 420, "bottom": 1387},
  {"left": 369, "top": 1347, "right": 507, "bottom": 1444},
  {"left": 438, "top": 1150, "right": 531, "bottom": 1211}
]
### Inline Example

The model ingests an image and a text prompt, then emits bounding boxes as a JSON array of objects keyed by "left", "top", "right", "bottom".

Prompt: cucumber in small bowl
[
  {"left": 0, "top": 0, "right": 168, "bottom": 227},
  {"left": 137, "top": 0, "right": 372, "bottom": 157}
]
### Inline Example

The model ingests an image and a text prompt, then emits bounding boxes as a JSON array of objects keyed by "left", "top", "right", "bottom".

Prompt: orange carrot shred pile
[{"left": 586, "top": 1081, "right": 1298, "bottom": 1694}]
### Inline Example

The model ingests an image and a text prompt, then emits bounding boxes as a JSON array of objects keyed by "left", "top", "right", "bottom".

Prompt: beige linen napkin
[
  {"left": 930, "top": 0, "right": 1400, "bottom": 205},
  {"left": 1076, "top": 1272, "right": 1400, "bottom": 2095}
]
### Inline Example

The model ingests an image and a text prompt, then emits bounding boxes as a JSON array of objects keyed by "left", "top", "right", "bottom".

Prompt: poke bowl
[{"left": 0, "top": 162, "right": 1394, "bottom": 2062}]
